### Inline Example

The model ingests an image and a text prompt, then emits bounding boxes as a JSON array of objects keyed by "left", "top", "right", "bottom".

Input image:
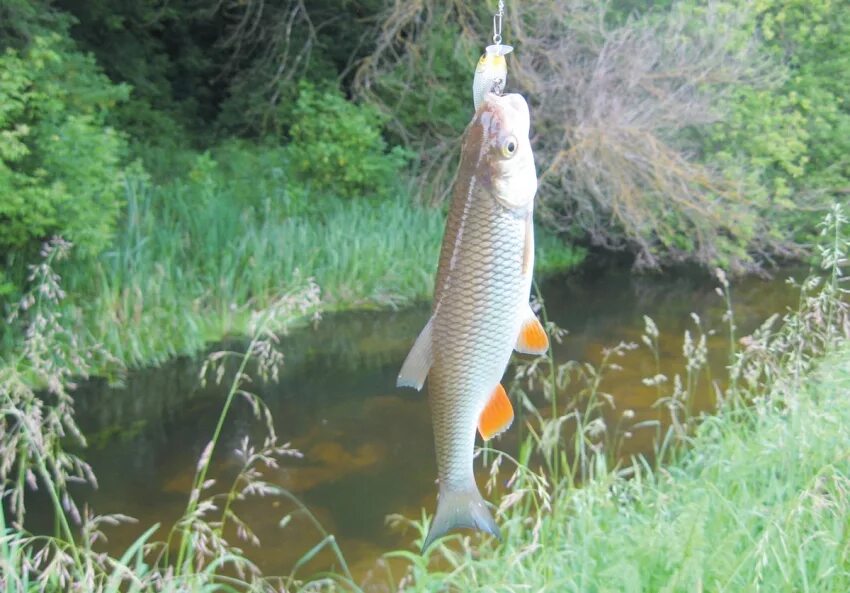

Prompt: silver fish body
[{"left": 397, "top": 92, "right": 545, "bottom": 551}]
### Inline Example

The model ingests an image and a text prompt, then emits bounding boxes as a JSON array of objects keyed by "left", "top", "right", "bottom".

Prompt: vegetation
[
  {"left": 0, "top": 207, "right": 846, "bottom": 591},
  {"left": 0, "top": 142, "right": 581, "bottom": 371},
  {"left": 286, "top": 82, "right": 412, "bottom": 200},
  {"left": 388, "top": 206, "right": 850, "bottom": 590},
  {"left": 1, "top": 0, "right": 849, "bottom": 588},
  {"left": 0, "top": 15, "right": 128, "bottom": 294},
  {"left": 2, "top": 0, "right": 848, "bottom": 366},
  {"left": 358, "top": 0, "right": 850, "bottom": 269}
]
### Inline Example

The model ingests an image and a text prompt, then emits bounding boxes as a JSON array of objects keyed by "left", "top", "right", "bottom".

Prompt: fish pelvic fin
[
  {"left": 397, "top": 317, "right": 433, "bottom": 390},
  {"left": 421, "top": 486, "right": 501, "bottom": 553},
  {"left": 515, "top": 304, "right": 549, "bottom": 355}
]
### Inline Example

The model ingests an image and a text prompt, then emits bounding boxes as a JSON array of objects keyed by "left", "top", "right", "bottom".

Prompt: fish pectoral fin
[
  {"left": 515, "top": 304, "right": 549, "bottom": 355},
  {"left": 396, "top": 317, "right": 434, "bottom": 390},
  {"left": 478, "top": 384, "right": 514, "bottom": 440}
]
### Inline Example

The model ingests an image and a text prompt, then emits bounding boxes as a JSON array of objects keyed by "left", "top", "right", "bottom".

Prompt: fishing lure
[{"left": 471, "top": 1, "right": 513, "bottom": 110}]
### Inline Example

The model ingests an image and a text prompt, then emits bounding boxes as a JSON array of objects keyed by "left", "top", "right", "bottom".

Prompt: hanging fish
[
  {"left": 472, "top": 44, "right": 513, "bottom": 111},
  {"left": 397, "top": 92, "right": 548, "bottom": 552}
]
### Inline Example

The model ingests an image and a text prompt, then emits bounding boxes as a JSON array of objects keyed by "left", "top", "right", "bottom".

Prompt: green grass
[
  {"left": 0, "top": 206, "right": 846, "bottom": 592},
  {"left": 388, "top": 205, "right": 850, "bottom": 591},
  {"left": 32, "top": 145, "right": 584, "bottom": 371},
  {"left": 394, "top": 347, "right": 850, "bottom": 591}
]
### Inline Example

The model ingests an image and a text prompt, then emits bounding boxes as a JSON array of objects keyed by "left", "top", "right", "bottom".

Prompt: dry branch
[{"left": 355, "top": 0, "right": 791, "bottom": 270}]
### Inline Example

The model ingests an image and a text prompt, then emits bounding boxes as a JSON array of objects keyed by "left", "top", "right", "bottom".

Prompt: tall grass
[
  {"left": 0, "top": 244, "right": 350, "bottom": 591},
  {"left": 0, "top": 145, "right": 585, "bottom": 591},
  {"left": 27, "top": 146, "right": 584, "bottom": 372},
  {"left": 385, "top": 204, "right": 850, "bottom": 591},
  {"left": 3, "top": 189, "right": 844, "bottom": 590}
]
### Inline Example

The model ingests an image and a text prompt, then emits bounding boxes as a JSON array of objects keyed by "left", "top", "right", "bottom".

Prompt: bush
[
  {"left": 355, "top": 0, "right": 848, "bottom": 270},
  {"left": 285, "top": 82, "right": 411, "bottom": 200},
  {"left": 0, "top": 25, "right": 129, "bottom": 283},
  {"left": 700, "top": 0, "right": 850, "bottom": 246}
]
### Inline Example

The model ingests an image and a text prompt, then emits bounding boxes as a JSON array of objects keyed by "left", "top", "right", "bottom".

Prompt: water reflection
[{"left": 70, "top": 263, "right": 802, "bottom": 584}]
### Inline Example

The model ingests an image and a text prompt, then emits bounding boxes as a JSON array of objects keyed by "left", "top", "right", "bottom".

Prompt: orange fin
[
  {"left": 515, "top": 306, "right": 549, "bottom": 355},
  {"left": 478, "top": 384, "right": 514, "bottom": 440}
]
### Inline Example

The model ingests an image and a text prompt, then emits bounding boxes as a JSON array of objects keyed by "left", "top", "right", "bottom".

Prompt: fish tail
[{"left": 421, "top": 486, "right": 501, "bottom": 553}]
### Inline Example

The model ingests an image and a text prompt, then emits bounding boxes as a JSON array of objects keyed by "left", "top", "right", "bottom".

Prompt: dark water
[{"left": 67, "top": 263, "right": 802, "bottom": 586}]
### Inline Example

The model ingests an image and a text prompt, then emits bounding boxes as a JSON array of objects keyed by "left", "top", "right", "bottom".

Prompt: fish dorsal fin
[
  {"left": 515, "top": 304, "right": 549, "bottom": 355},
  {"left": 396, "top": 317, "right": 434, "bottom": 391},
  {"left": 478, "top": 384, "right": 514, "bottom": 440}
]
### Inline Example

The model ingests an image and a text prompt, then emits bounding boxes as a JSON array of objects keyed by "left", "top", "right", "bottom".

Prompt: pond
[{"left": 66, "top": 261, "right": 802, "bottom": 587}]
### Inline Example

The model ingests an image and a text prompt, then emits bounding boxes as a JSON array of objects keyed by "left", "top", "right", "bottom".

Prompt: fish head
[{"left": 474, "top": 92, "right": 538, "bottom": 211}]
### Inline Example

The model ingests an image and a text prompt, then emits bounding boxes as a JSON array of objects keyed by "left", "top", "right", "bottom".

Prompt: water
[{"left": 68, "top": 262, "right": 802, "bottom": 586}]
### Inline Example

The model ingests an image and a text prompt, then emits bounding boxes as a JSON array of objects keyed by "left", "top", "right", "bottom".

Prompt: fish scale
[
  {"left": 396, "top": 93, "right": 542, "bottom": 551},
  {"left": 430, "top": 153, "right": 525, "bottom": 497}
]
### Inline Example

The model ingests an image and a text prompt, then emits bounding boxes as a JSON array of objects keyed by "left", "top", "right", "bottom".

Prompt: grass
[
  {"left": 1, "top": 206, "right": 846, "bottom": 591},
  {"left": 5, "top": 143, "right": 585, "bottom": 373},
  {"left": 2, "top": 158, "right": 846, "bottom": 590},
  {"left": 385, "top": 205, "right": 850, "bottom": 592},
  {"left": 0, "top": 246, "right": 345, "bottom": 592},
  {"left": 392, "top": 351, "right": 850, "bottom": 591}
]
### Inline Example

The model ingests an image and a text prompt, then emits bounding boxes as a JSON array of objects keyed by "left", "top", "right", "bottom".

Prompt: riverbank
[
  {"left": 1, "top": 208, "right": 846, "bottom": 592},
  {"left": 3, "top": 161, "right": 585, "bottom": 380},
  {"left": 398, "top": 344, "right": 850, "bottom": 593},
  {"left": 398, "top": 344, "right": 850, "bottom": 591},
  {"left": 392, "top": 231, "right": 850, "bottom": 591}
]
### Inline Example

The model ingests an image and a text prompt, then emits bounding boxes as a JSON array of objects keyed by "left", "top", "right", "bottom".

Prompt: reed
[{"left": 8, "top": 158, "right": 583, "bottom": 374}]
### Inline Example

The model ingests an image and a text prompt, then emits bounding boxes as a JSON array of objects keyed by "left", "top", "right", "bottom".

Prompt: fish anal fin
[
  {"left": 397, "top": 317, "right": 433, "bottom": 390},
  {"left": 478, "top": 384, "right": 514, "bottom": 441},
  {"left": 515, "top": 305, "right": 549, "bottom": 355}
]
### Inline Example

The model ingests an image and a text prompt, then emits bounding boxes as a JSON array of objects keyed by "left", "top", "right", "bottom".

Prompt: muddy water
[{"left": 70, "top": 263, "right": 802, "bottom": 586}]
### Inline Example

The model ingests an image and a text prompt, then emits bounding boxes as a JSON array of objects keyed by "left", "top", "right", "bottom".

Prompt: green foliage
[
  {"left": 757, "top": 0, "right": 850, "bottom": 191},
  {"left": 704, "top": 0, "right": 850, "bottom": 241},
  {"left": 285, "top": 82, "right": 412, "bottom": 200},
  {"left": 0, "top": 137, "right": 581, "bottom": 369},
  {"left": 354, "top": 10, "right": 479, "bottom": 199},
  {"left": 0, "top": 29, "right": 129, "bottom": 268},
  {"left": 54, "top": 149, "right": 444, "bottom": 366},
  {"left": 368, "top": 20, "right": 474, "bottom": 143},
  {"left": 55, "top": 0, "right": 219, "bottom": 144}
]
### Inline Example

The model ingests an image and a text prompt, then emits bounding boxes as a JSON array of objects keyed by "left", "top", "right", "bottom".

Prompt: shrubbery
[
  {"left": 706, "top": 0, "right": 850, "bottom": 244},
  {"left": 0, "top": 19, "right": 129, "bottom": 292},
  {"left": 285, "top": 82, "right": 411, "bottom": 200},
  {"left": 1, "top": 0, "right": 846, "bottom": 320},
  {"left": 355, "top": 0, "right": 850, "bottom": 270}
]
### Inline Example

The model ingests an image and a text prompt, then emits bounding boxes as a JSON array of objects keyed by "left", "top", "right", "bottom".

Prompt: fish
[
  {"left": 471, "top": 44, "right": 513, "bottom": 111},
  {"left": 397, "top": 91, "right": 549, "bottom": 552}
]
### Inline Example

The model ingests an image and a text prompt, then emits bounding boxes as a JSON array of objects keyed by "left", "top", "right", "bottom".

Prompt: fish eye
[{"left": 501, "top": 136, "right": 518, "bottom": 158}]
